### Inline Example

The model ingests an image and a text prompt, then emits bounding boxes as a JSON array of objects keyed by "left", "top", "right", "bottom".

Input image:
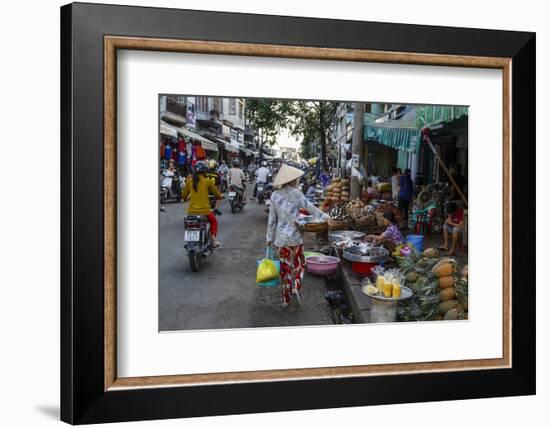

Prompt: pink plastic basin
[{"left": 305, "top": 255, "right": 341, "bottom": 276}]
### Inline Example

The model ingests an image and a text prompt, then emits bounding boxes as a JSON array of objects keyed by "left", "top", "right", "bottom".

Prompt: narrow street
[{"left": 159, "top": 188, "right": 333, "bottom": 331}]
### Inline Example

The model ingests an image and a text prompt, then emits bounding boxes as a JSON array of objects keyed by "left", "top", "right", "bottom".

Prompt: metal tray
[
  {"left": 361, "top": 285, "right": 413, "bottom": 302},
  {"left": 343, "top": 245, "right": 389, "bottom": 263}
]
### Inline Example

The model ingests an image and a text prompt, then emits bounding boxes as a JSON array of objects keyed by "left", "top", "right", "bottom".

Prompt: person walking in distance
[{"left": 398, "top": 168, "right": 413, "bottom": 220}]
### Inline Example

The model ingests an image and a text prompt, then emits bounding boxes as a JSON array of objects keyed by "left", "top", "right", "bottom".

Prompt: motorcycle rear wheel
[
  {"left": 188, "top": 249, "right": 201, "bottom": 272},
  {"left": 231, "top": 200, "right": 236, "bottom": 213}
]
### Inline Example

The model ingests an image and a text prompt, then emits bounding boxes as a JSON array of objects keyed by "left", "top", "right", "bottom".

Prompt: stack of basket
[
  {"left": 324, "top": 178, "right": 351, "bottom": 205},
  {"left": 296, "top": 221, "right": 328, "bottom": 233},
  {"left": 340, "top": 179, "right": 350, "bottom": 203},
  {"left": 328, "top": 218, "right": 351, "bottom": 230}
]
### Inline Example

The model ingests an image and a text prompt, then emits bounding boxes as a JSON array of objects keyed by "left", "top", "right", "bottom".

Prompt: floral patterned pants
[{"left": 278, "top": 245, "right": 305, "bottom": 305}]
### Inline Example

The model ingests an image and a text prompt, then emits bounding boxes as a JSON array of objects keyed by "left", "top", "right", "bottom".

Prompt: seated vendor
[
  {"left": 366, "top": 212, "right": 404, "bottom": 250},
  {"left": 439, "top": 202, "right": 464, "bottom": 256}
]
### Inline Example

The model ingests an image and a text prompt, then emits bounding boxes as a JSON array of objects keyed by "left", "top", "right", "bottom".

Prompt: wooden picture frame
[{"left": 61, "top": 2, "right": 535, "bottom": 424}]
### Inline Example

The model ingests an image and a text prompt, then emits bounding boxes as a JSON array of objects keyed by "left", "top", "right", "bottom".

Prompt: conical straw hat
[{"left": 272, "top": 163, "right": 305, "bottom": 187}]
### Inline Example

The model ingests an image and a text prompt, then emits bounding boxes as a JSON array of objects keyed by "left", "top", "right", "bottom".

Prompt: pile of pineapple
[{"left": 397, "top": 248, "right": 468, "bottom": 322}]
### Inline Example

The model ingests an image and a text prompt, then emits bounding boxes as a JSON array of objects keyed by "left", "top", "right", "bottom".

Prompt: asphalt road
[{"left": 159, "top": 189, "right": 333, "bottom": 331}]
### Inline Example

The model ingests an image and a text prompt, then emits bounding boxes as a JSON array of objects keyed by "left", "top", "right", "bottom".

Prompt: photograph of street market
[{"left": 159, "top": 95, "right": 468, "bottom": 331}]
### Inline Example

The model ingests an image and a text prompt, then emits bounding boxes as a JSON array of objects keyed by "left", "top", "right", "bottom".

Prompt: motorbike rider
[
  {"left": 217, "top": 160, "right": 229, "bottom": 192},
  {"left": 253, "top": 160, "right": 271, "bottom": 199},
  {"left": 206, "top": 159, "right": 223, "bottom": 216},
  {"left": 181, "top": 161, "right": 224, "bottom": 248},
  {"left": 229, "top": 159, "right": 247, "bottom": 202}
]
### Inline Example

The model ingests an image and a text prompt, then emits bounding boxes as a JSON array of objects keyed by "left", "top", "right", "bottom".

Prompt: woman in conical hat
[{"left": 266, "top": 163, "right": 329, "bottom": 307}]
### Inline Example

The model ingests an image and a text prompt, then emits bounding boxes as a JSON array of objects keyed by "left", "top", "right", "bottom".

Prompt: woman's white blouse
[{"left": 266, "top": 186, "right": 328, "bottom": 248}]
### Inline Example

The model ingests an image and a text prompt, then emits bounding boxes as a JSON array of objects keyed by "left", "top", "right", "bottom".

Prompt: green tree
[
  {"left": 287, "top": 101, "right": 338, "bottom": 170},
  {"left": 245, "top": 99, "right": 290, "bottom": 161}
]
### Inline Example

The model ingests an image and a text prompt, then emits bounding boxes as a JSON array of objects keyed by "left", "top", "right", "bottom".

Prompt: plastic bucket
[
  {"left": 406, "top": 234, "right": 424, "bottom": 253},
  {"left": 351, "top": 261, "right": 378, "bottom": 276}
]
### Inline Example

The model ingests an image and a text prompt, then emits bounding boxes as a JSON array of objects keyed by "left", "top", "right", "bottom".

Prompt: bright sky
[{"left": 274, "top": 128, "right": 300, "bottom": 150}]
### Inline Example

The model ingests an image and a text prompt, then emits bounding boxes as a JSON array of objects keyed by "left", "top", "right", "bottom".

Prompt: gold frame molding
[{"left": 104, "top": 36, "right": 512, "bottom": 391}]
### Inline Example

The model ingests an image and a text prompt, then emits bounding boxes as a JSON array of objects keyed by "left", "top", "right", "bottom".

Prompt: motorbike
[
  {"left": 218, "top": 170, "right": 228, "bottom": 193},
  {"left": 256, "top": 182, "right": 267, "bottom": 204},
  {"left": 263, "top": 181, "right": 273, "bottom": 215},
  {"left": 256, "top": 173, "right": 273, "bottom": 204},
  {"left": 184, "top": 214, "right": 214, "bottom": 272},
  {"left": 160, "top": 171, "right": 183, "bottom": 203},
  {"left": 228, "top": 184, "right": 245, "bottom": 213}
]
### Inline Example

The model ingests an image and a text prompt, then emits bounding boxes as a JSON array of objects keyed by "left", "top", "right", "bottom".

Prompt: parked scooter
[
  {"left": 184, "top": 214, "right": 214, "bottom": 272},
  {"left": 228, "top": 185, "right": 245, "bottom": 213},
  {"left": 160, "top": 170, "right": 183, "bottom": 203}
]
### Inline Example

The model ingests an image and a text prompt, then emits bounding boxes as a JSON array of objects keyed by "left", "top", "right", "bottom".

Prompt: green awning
[
  {"left": 364, "top": 110, "right": 418, "bottom": 151},
  {"left": 415, "top": 105, "right": 468, "bottom": 129},
  {"left": 363, "top": 105, "right": 468, "bottom": 151},
  {"left": 364, "top": 126, "right": 418, "bottom": 151}
]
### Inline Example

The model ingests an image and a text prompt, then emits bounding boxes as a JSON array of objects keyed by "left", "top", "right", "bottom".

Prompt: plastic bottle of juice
[
  {"left": 376, "top": 275, "right": 385, "bottom": 292},
  {"left": 392, "top": 278, "right": 402, "bottom": 298},
  {"left": 383, "top": 275, "right": 393, "bottom": 298}
]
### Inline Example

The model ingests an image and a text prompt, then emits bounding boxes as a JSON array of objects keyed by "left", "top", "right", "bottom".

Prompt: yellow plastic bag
[{"left": 256, "top": 248, "right": 279, "bottom": 283}]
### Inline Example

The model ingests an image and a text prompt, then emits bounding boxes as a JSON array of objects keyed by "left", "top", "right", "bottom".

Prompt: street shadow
[{"left": 35, "top": 405, "right": 59, "bottom": 420}]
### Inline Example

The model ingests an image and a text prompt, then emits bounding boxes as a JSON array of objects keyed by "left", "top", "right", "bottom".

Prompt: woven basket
[
  {"left": 328, "top": 218, "right": 351, "bottom": 231},
  {"left": 374, "top": 211, "right": 385, "bottom": 227},
  {"left": 353, "top": 217, "right": 376, "bottom": 229},
  {"left": 296, "top": 221, "right": 328, "bottom": 233}
]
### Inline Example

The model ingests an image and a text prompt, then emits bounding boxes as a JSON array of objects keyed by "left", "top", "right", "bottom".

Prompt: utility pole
[
  {"left": 319, "top": 101, "right": 327, "bottom": 172},
  {"left": 350, "top": 102, "right": 365, "bottom": 200}
]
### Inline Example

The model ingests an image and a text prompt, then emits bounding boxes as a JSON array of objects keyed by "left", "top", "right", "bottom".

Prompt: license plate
[
  {"left": 266, "top": 200, "right": 271, "bottom": 206},
  {"left": 185, "top": 230, "right": 200, "bottom": 241},
  {"left": 258, "top": 187, "right": 264, "bottom": 192},
  {"left": 228, "top": 191, "right": 236, "bottom": 198}
]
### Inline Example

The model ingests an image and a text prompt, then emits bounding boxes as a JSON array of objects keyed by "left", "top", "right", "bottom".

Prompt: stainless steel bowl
[
  {"left": 342, "top": 245, "right": 389, "bottom": 263},
  {"left": 328, "top": 230, "right": 366, "bottom": 244}
]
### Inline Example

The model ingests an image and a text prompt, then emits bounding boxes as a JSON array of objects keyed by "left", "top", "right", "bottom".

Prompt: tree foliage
[
  {"left": 245, "top": 99, "right": 290, "bottom": 146},
  {"left": 245, "top": 98, "right": 339, "bottom": 168},
  {"left": 286, "top": 101, "right": 338, "bottom": 169}
]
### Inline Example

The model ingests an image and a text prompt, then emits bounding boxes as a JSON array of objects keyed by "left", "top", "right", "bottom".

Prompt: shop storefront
[
  {"left": 215, "top": 138, "right": 239, "bottom": 163},
  {"left": 160, "top": 121, "right": 219, "bottom": 172}
]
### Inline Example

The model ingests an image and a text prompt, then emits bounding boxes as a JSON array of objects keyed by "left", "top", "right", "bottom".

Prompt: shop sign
[{"left": 186, "top": 96, "right": 196, "bottom": 128}]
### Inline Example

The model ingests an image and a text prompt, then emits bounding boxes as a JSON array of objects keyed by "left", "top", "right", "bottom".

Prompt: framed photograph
[{"left": 61, "top": 2, "right": 535, "bottom": 424}]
